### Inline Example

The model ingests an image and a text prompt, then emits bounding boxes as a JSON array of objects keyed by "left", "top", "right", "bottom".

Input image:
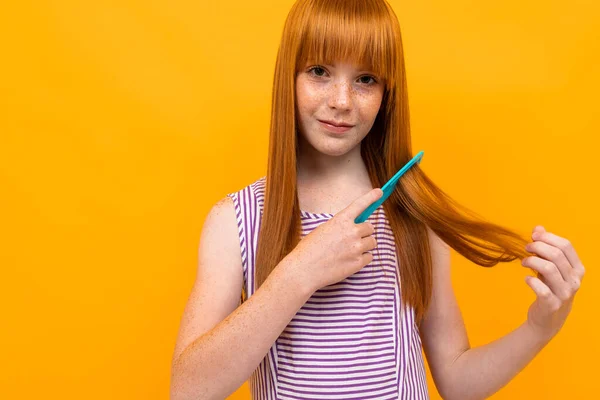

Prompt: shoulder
[
  {"left": 425, "top": 225, "right": 452, "bottom": 281},
  {"left": 205, "top": 175, "right": 267, "bottom": 257},
  {"left": 207, "top": 195, "right": 235, "bottom": 223},
  {"left": 426, "top": 225, "right": 451, "bottom": 258},
  {"left": 201, "top": 196, "right": 240, "bottom": 258},
  {"left": 214, "top": 195, "right": 234, "bottom": 212}
]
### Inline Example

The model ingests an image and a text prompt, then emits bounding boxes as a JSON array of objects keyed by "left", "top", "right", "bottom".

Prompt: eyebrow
[{"left": 319, "top": 63, "right": 376, "bottom": 73}]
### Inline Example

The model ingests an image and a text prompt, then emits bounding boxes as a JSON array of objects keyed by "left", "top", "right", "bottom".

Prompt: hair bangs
[{"left": 296, "top": 0, "right": 397, "bottom": 89}]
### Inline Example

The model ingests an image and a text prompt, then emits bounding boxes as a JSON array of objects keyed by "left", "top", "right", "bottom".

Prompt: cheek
[
  {"left": 296, "top": 84, "right": 312, "bottom": 115},
  {"left": 297, "top": 86, "right": 321, "bottom": 110},
  {"left": 358, "top": 94, "right": 384, "bottom": 120}
]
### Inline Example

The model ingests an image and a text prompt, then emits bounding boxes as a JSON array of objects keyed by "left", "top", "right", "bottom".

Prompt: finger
[
  {"left": 356, "top": 222, "right": 375, "bottom": 238},
  {"left": 522, "top": 256, "right": 572, "bottom": 302},
  {"left": 525, "top": 240, "right": 573, "bottom": 283},
  {"left": 360, "top": 235, "right": 378, "bottom": 253},
  {"left": 525, "top": 275, "right": 562, "bottom": 313},
  {"left": 361, "top": 251, "right": 374, "bottom": 266},
  {"left": 342, "top": 188, "right": 383, "bottom": 220},
  {"left": 532, "top": 227, "right": 585, "bottom": 280}
]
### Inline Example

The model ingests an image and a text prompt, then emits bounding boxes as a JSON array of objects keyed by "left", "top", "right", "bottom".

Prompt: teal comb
[{"left": 354, "top": 150, "right": 424, "bottom": 224}]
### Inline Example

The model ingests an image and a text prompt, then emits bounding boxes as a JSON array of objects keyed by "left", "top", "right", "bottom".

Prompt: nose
[{"left": 327, "top": 81, "right": 352, "bottom": 110}]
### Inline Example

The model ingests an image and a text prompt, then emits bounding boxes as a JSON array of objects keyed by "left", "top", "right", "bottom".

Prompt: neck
[{"left": 296, "top": 140, "right": 370, "bottom": 189}]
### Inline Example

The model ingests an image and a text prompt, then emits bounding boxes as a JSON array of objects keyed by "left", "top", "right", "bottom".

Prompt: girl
[{"left": 171, "top": 0, "right": 585, "bottom": 399}]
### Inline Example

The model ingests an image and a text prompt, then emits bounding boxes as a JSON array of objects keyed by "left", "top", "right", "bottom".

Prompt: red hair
[{"left": 255, "top": 0, "right": 529, "bottom": 322}]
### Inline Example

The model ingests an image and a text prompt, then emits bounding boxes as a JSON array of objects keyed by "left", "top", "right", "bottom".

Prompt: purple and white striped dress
[{"left": 227, "top": 176, "right": 429, "bottom": 399}]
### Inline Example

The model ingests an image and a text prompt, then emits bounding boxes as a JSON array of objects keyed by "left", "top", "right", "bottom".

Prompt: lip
[
  {"left": 318, "top": 120, "right": 354, "bottom": 134},
  {"left": 319, "top": 119, "right": 353, "bottom": 127}
]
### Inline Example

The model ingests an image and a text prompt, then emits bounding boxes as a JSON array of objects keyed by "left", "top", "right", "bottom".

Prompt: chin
[{"left": 316, "top": 142, "right": 358, "bottom": 157}]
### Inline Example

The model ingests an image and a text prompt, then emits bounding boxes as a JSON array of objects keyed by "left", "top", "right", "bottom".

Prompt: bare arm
[
  {"left": 420, "top": 227, "right": 552, "bottom": 400},
  {"left": 441, "top": 322, "right": 550, "bottom": 400},
  {"left": 170, "top": 197, "right": 314, "bottom": 400}
]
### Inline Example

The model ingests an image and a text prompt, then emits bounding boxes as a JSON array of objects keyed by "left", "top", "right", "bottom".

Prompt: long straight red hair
[{"left": 255, "top": 0, "right": 529, "bottom": 322}]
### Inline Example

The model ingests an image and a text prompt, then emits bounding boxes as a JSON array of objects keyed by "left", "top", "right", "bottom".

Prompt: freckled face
[{"left": 295, "top": 61, "right": 385, "bottom": 156}]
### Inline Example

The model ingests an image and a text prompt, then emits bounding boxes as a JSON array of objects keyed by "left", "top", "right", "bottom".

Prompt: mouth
[
  {"left": 318, "top": 119, "right": 354, "bottom": 128},
  {"left": 318, "top": 120, "right": 354, "bottom": 134}
]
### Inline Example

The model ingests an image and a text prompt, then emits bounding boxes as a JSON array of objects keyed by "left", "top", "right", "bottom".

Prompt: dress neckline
[
  {"left": 299, "top": 209, "right": 335, "bottom": 219},
  {"left": 299, "top": 205, "right": 383, "bottom": 220},
  {"left": 258, "top": 176, "right": 377, "bottom": 220}
]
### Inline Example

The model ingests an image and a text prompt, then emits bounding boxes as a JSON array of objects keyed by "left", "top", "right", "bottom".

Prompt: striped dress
[{"left": 226, "top": 176, "right": 429, "bottom": 399}]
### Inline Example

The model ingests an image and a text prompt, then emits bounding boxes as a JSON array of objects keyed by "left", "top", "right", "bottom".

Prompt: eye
[
  {"left": 306, "top": 65, "right": 378, "bottom": 85},
  {"left": 358, "top": 75, "right": 377, "bottom": 85},
  {"left": 307, "top": 66, "right": 327, "bottom": 77}
]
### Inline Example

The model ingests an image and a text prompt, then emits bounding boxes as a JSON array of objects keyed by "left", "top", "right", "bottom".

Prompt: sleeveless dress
[{"left": 226, "top": 176, "right": 429, "bottom": 399}]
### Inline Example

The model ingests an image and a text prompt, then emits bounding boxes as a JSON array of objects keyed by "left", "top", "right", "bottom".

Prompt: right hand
[{"left": 285, "top": 188, "right": 384, "bottom": 293}]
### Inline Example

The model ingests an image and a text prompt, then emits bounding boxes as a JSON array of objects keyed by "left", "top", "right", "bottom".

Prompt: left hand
[{"left": 521, "top": 225, "right": 585, "bottom": 341}]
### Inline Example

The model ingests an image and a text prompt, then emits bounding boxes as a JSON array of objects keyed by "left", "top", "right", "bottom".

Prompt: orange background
[{"left": 1, "top": 1, "right": 598, "bottom": 399}]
